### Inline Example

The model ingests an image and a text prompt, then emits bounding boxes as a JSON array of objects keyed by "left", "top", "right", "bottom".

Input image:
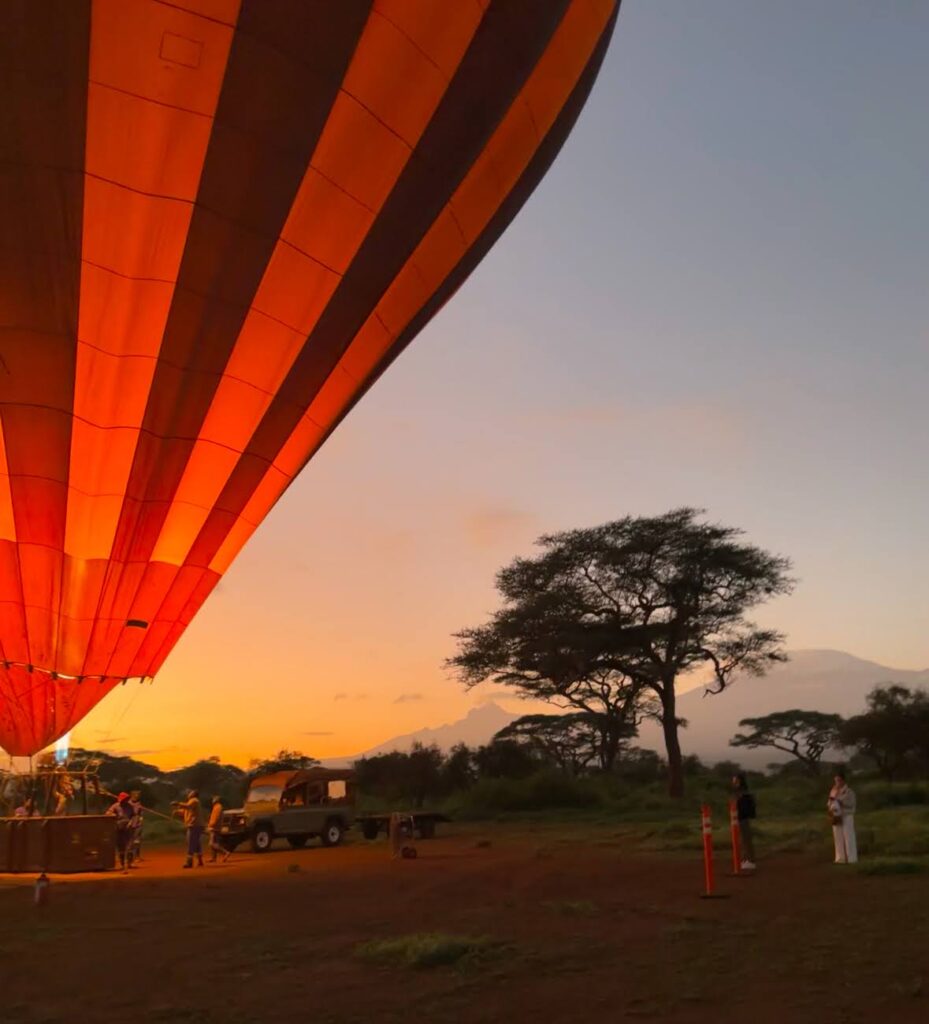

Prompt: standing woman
[
  {"left": 828, "top": 770, "right": 858, "bottom": 864},
  {"left": 732, "top": 773, "right": 757, "bottom": 870}
]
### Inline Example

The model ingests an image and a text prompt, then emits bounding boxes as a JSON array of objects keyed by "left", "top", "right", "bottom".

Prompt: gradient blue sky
[{"left": 75, "top": 1, "right": 929, "bottom": 767}]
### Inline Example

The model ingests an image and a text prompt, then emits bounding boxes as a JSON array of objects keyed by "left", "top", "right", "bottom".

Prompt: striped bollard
[{"left": 699, "top": 804, "right": 729, "bottom": 899}]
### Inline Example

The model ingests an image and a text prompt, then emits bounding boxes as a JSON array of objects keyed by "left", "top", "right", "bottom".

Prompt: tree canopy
[
  {"left": 449, "top": 508, "right": 793, "bottom": 796},
  {"left": 840, "top": 685, "right": 929, "bottom": 780},
  {"left": 495, "top": 712, "right": 635, "bottom": 773},
  {"left": 730, "top": 710, "right": 844, "bottom": 773},
  {"left": 247, "top": 750, "right": 319, "bottom": 777}
]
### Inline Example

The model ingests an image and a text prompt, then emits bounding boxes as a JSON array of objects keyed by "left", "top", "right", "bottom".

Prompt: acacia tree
[
  {"left": 495, "top": 712, "right": 636, "bottom": 773},
  {"left": 449, "top": 508, "right": 793, "bottom": 797},
  {"left": 730, "top": 710, "right": 844, "bottom": 774},
  {"left": 840, "top": 685, "right": 929, "bottom": 780}
]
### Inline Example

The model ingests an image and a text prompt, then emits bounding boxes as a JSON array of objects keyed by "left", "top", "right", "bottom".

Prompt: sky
[{"left": 72, "top": 1, "right": 929, "bottom": 769}]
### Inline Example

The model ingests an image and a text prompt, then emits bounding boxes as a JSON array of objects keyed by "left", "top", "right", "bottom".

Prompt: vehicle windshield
[{"left": 246, "top": 786, "right": 281, "bottom": 804}]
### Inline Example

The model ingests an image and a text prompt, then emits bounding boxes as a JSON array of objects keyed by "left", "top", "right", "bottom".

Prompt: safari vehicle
[{"left": 220, "top": 768, "right": 355, "bottom": 853}]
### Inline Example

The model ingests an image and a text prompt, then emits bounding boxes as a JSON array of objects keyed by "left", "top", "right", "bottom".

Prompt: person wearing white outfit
[{"left": 828, "top": 771, "right": 857, "bottom": 864}]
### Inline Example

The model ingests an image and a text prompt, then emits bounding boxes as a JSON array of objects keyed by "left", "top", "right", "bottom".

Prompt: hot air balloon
[{"left": 0, "top": 0, "right": 619, "bottom": 756}]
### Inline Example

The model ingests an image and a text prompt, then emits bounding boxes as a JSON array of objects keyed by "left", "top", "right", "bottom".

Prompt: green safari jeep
[{"left": 220, "top": 768, "right": 356, "bottom": 853}]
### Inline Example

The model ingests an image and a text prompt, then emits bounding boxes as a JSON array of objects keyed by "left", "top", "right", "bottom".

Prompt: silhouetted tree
[
  {"left": 353, "top": 744, "right": 445, "bottom": 806},
  {"left": 616, "top": 747, "right": 665, "bottom": 784},
  {"left": 471, "top": 738, "right": 540, "bottom": 780},
  {"left": 406, "top": 743, "right": 445, "bottom": 808},
  {"left": 711, "top": 759, "right": 744, "bottom": 780},
  {"left": 168, "top": 755, "right": 247, "bottom": 805},
  {"left": 248, "top": 750, "right": 319, "bottom": 777},
  {"left": 450, "top": 509, "right": 793, "bottom": 797},
  {"left": 730, "top": 710, "right": 844, "bottom": 774},
  {"left": 442, "top": 743, "right": 475, "bottom": 792},
  {"left": 840, "top": 685, "right": 929, "bottom": 780},
  {"left": 495, "top": 712, "right": 636, "bottom": 773}
]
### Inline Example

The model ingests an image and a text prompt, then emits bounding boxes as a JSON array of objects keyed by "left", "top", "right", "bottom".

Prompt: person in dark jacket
[{"left": 732, "top": 773, "right": 757, "bottom": 870}]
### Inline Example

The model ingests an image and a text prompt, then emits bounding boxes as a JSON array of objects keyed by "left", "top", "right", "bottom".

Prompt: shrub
[
  {"left": 860, "top": 782, "right": 929, "bottom": 809},
  {"left": 450, "top": 769, "right": 603, "bottom": 818},
  {"left": 355, "top": 933, "right": 500, "bottom": 969}
]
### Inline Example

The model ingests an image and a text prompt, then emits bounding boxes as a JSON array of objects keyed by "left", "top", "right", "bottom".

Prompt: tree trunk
[
  {"left": 600, "top": 723, "right": 621, "bottom": 773},
  {"left": 660, "top": 686, "right": 684, "bottom": 798}
]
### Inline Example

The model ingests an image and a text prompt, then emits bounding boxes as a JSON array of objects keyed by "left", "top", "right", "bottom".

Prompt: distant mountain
[
  {"left": 322, "top": 651, "right": 929, "bottom": 771},
  {"left": 638, "top": 649, "right": 929, "bottom": 767},
  {"left": 323, "top": 702, "right": 519, "bottom": 766}
]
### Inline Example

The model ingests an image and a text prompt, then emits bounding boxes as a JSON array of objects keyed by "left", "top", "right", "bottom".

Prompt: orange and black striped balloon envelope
[{"left": 0, "top": 0, "right": 619, "bottom": 755}]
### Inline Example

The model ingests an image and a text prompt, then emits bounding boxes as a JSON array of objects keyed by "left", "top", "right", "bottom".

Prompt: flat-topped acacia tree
[
  {"left": 449, "top": 508, "right": 794, "bottom": 797},
  {"left": 730, "top": 710, "right": 845, "bottom": 774}
]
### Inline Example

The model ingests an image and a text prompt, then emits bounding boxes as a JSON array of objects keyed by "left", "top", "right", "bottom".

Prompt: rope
[
  {"left": 97, "top": 787, "right": 182, "bottom": 826},
  {"left": 96, "top": 681, "right": 145, "bottom": 753}
]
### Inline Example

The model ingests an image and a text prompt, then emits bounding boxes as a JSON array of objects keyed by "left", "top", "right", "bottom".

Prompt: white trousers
[{"left": 832, "top": 814, "right": 857, "bottom": 863}]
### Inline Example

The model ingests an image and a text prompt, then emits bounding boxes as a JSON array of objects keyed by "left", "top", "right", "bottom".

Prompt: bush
[
  {"left": 860, "top": 782, "right": 929, "bottom": 809},
  {"left": 355, "top": 933, "right": 501, "bottom": 969},
  {"left": 450, "top": 769, "right": 603, "bottom": 818}
]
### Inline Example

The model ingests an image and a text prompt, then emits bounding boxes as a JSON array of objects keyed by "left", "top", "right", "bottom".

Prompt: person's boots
[
  {"left": 197, "top": 854, "right": 204, "bottom": 867},
  {"left": 182, "top": 858, "right": 193, "bottom": 869}
]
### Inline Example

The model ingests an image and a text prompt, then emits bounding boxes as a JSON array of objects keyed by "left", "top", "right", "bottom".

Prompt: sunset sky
[{"left": 71, "top": 1, "right": 929, "bottom": 769}]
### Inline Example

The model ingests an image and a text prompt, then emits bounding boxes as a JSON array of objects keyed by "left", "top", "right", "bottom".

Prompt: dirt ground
[{"left": 0, "top": 821, "right": 926, "bottom": 1024}]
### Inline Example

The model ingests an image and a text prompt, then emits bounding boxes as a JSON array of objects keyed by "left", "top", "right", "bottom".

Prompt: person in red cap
[{"left": 107, "top": 791, "right": 138, "bottom": 872}]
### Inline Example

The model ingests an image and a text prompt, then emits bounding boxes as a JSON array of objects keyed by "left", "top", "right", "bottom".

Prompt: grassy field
[
  {"left": 3, "top": 774, "right": 925, "bottom": 1024},
  {"left": 1, "top": 811, "right": 929, "bottom": 1024},
  {"left": 2, "top": 781, "right": 928, "bottom": 1023}
]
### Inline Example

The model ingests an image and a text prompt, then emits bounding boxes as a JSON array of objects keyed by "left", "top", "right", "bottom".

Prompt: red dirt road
[{"left": 0, "top": 824, "right": 926, "bottom": 1023}]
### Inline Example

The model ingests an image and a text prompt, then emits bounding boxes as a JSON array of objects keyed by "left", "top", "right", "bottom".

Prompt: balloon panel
[{"left": 0, "top": 0, "right": 618, "bottom": 754}]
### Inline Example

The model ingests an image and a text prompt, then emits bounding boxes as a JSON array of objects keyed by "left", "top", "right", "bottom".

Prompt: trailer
[{"left": 355, "top": 811, "right": 450, "bottom": 841}]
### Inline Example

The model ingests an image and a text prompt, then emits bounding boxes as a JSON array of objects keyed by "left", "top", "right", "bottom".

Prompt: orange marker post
[
  {"left": 700, "top": 805, "right": 729, "bottom": 899},
  {"left": 729, "top": 799, "right": 742, "bottom": 876}
]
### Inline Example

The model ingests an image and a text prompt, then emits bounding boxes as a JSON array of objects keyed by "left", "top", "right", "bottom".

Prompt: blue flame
[{"left": 54, "top": 733, "right": 70, "bottom": 764}]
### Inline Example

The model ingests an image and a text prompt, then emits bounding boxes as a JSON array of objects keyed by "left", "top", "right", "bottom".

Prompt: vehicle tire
[
  {"left": 362, "top": 821, "right": 380, "bottom": 841},
  {"left": 251, "top": 825, "right": 273, "bottom": 853},
  {"left": 320, "top": 820, "right": 344, "bottom": 847},
  {"left": 417, "top": 819, "right": 436, "bottom": 840},
  {"left": 286, "top": 835, "right": 308, "bottom": 849}
]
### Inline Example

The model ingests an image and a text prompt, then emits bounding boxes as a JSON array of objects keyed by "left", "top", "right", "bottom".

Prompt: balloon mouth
[
  {"left": 0, "top": 665, "right": 154, "bottom": 756},
  {"left": 0, "top": 661, "right": 152, "bottom": 685}
]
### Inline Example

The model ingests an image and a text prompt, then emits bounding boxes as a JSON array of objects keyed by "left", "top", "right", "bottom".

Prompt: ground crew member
[
  {"left": 107, "top": 791, "right": 136, "bottom": 872},
  {"left": 171, "top": 789, "right": 205, "bottom": 868},
  {"left": 129, "top": 789, "right": 144, "bottom": 862},
  {"left": 207, "top": 795, "right": 229, "bottom": 863}
]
